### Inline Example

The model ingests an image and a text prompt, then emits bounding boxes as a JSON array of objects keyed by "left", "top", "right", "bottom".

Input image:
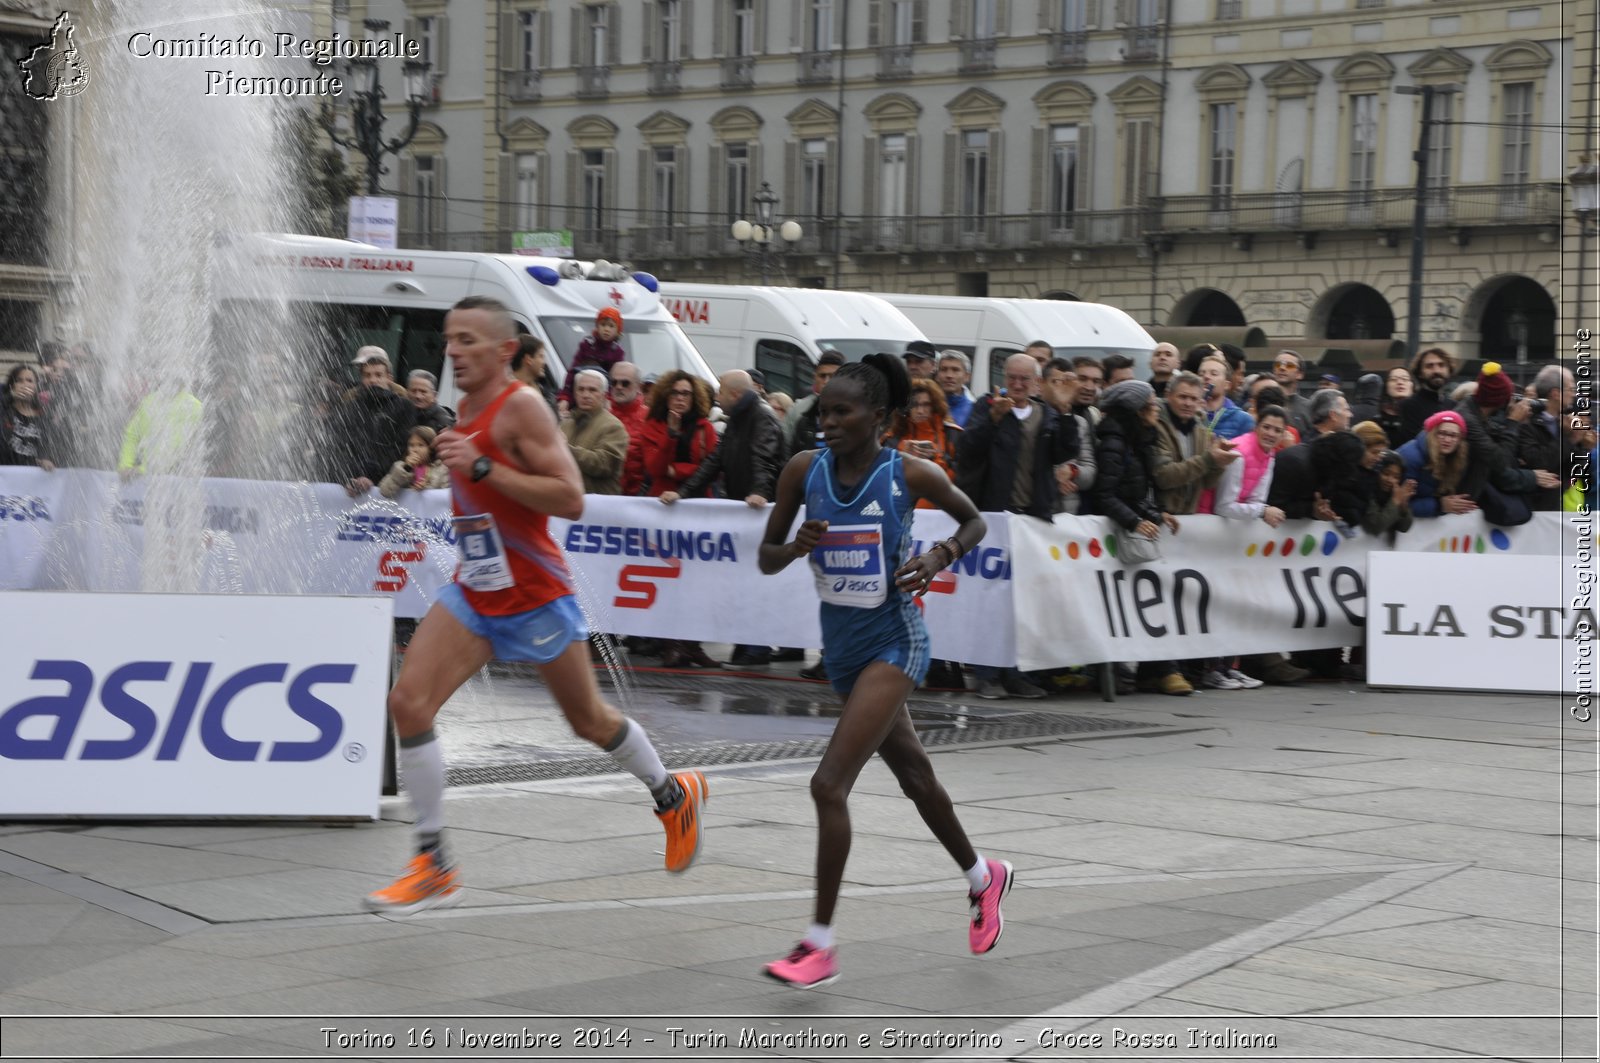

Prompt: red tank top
[{"left": 450, "top": 381, "right": 574, "bottom": 616}]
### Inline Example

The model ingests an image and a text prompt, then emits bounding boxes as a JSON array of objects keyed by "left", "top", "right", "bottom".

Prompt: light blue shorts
[{"left": 435, "top": 583, "right": 589, "bottom": 663}]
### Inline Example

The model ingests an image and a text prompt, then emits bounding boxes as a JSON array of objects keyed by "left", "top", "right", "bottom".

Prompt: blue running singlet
[{"left": 803, "top": 447, "right": 931, "bottom": 693}]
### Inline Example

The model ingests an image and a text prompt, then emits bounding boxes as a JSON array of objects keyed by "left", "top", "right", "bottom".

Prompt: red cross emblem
[{"left": 608, "top": 287, "right": 624, "bottom": 304}]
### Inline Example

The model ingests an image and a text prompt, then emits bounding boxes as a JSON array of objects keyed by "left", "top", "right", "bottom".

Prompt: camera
[{"left": 1525, "top": 398, "right": 1546, "bottom": 415}]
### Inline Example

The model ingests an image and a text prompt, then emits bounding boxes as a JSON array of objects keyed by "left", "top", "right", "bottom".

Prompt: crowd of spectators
[{"left": 4, "top": 320, "right": 1592, "bottom": 693}]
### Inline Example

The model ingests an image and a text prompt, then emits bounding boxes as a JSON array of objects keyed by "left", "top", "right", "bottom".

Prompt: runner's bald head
[{"left": 451, "top": 296, "right": 517, "bottom": 341}]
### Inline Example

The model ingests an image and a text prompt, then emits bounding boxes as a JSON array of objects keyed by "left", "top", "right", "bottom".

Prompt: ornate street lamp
[
  {"left": 1572, "top": 155, "right": 1599, "bottom": 323},
  {"left": 315, "top": 19, "right": 432, "bottom": 196},
  {"left": 1571, "top": 156, "right": 1599, "bottom": 236},
  {"left": 731, "top": 182, "right": 802, "bottom": 283}
]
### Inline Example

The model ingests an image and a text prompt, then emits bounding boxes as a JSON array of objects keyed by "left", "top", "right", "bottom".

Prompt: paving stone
[
  {"left": 368, "top": 946, "right": 667, "bottom": 997},
  {"left": 1293, "top": 916, "right": 1569, "bottom": 988},
  {"left": 1295, "top": 901, "right": 1469, "bottom": 941},
  {"left": 161, "top": 920, "right": 432, "bottom": 958},
  {"left": 9, "top": 948, "right": 316, "bottom": 1010},
  {"left": 1294, "top": 821, "right": 1562, "bottom": 874},
  {"left": 0, "top": 1016, "right": 237, "bottom": 1058},
  {"left": 1290, "top": 758, "right": 1578, "bottom": 802},
  {"left": 509, "top": 863, "right": 814, "bottom": 902},
  {"left": 0, "top": 832, "right": 299, "bottom": 888},
  {"left": 1294, "top": 787, "right": 1569, "bottom": 835},
  {"left": 444, "top": 905, "right": 738, "bottom": 948}
]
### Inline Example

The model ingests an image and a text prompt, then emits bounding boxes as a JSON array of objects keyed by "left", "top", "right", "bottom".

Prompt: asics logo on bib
[{"left": 0, "top": 660, "right": 355, "bottom": 762}]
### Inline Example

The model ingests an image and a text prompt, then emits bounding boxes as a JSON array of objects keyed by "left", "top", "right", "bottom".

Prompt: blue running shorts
[
  {"left": 826, "top": 635, "right": 930, "bottom": 696},
  {"left": 435, "top": 583, "right": 589, "bottom": 664}
]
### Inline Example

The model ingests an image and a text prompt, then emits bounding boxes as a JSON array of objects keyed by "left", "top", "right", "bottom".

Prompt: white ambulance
[
  {"left": 655, "top": 282, "right": 928, "bottom": 398},
  {"left": 871, "top": 294, "right": 1156, "bottom": 394},
  {"left": 216, "top": 234, "right": 716, "bottom": 407}
]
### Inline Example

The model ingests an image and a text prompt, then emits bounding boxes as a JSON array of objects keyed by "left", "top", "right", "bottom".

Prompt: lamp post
[
  {"left": 315, "top": 19, "right": 432, "bottom": 196},
  {"left": 1571, "top": 156, "right": 1598, "bottom": 325},
  {"left": 730, "top": 182, "right": 803, "bottom": 283},
  {"left": 1395, "top": 83, "right": 1460, "bottom": 357}
]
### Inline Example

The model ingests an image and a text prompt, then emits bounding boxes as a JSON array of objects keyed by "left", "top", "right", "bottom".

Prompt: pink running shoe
[
  {"left": 763, "top": 941, "right": 839, "bottom": 989},
  {"left": 968, "top": 858, "right": 1014, "bottom": 954}
]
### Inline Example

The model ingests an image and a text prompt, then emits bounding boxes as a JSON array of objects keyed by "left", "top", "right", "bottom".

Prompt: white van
[
  {"left": 217, "top": 234, "right": 716, "bottom": 408},
  {"left": 656, "top": 282, "right": 928, "bottom": 398},
  {"left": 872, "top": 294, "right": 1156, "bottom": 394}
]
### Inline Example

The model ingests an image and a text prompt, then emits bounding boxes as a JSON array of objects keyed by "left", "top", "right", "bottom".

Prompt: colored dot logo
[
  {"left": 1048, "top": 538, "right": 1104, "bottom": 560},
  {"left": 1490, "top": 529, "right": 1511, "bottom": 551}
]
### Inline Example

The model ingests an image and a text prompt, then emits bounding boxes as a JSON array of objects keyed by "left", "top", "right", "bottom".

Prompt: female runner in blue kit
[{"left": 756, "top": 353, "right": 1012, "bottom": 989}]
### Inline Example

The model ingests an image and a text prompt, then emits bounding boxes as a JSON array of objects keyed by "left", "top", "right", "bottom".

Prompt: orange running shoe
[
  {"left": 655, "top": 770, "right": 708, "bottom": 873},
  {"left": 363, "top": 851, "right": 461, "bottom": 915}
]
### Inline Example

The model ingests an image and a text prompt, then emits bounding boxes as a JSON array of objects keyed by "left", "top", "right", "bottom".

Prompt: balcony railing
[
  {"left": 878, "top": 43, "right": 915, "bottom": 79},
  {"left": 647, "top": 60, "right": 682, "bottom": 95},
  {"left": 1122, "top": 24, "right": 1160, "bottom": 61},
  {"left": 797, "top": 50, "right": 835, "bottom": 83},
  {"left": 1150, "top": 182, "right": 1564, "bottom": 234},
  {"left": 958, "top": 37, "right": 997, "bottom": 73},
  {"left": 836, "top": 211, "right": 1154, "bottom": 253},
  {"left": 720, "top": 54, "right": 755, "bottom": 88},
  {"left": 575, "top": 64, "right": 610, "bottom": 98},
  {"left": 505, "top": 69, "right": 541, "bottom": 102},
  {"left": 1047, "top": 30, "right": 1088, "bottom": 66}
]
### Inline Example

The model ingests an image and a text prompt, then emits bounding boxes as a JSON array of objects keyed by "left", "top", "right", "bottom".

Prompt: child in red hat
[{"left": 559, "top": 307, "right": 628, "bottom": 405}]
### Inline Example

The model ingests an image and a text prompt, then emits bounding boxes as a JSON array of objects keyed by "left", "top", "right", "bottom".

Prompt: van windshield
[
  {"left": 541, "top": 317, "right": 714, "bottom": 384},
  {"left": 816, "top": 338, "right": 914, "bottom": 362}
]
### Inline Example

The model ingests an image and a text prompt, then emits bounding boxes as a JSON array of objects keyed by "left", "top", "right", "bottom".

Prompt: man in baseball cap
[{"left": 902, "top": 340, "right": 937, "bottom": 381}]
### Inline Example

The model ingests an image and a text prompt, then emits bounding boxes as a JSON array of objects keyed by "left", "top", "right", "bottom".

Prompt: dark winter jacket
[
  {"left": 1088, "top": 414, "right": 1163, "bottom": 530},
  {"left": 1455, "top": 400, "right": 1538, "bottom": 497},
  {"left": 955, "top": 395, "right": 1078, "bottom": 519},
  {"left": 679, "top": 389, "right": 783, "bottom": 500},
  {"left": 339, "top": 385, "right": 417, "bottom": 483}
]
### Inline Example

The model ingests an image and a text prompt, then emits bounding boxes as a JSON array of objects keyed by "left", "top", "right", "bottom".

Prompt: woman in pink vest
[
  {"left": 1201, "top": 403, "right": 1294, "bottom": 690},
  {"left": 1213, "top": 404, "right": 1289, "bottom": 525}
]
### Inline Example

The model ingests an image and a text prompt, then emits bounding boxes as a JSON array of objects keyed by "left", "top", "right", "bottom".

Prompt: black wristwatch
[{"left": 470, "top": 455, "right": 493, "bottom": 482}]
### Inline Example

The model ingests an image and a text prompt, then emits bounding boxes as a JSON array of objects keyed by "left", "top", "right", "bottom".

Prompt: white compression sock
[
  {"left": 603, "top": 717, "right": 674, "bottom": 803},
  {"left": 399, "top": 729, "right": 446, "bottom": 849},
  {"left": 805, "top": 922, "right": 835, "bottom": 950},
  {"left": 964, "top": 855, "right": 990, "bottom": 894}
]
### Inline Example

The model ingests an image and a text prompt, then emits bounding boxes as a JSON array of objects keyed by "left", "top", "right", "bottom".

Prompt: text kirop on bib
[{"left": 811, "top": 524, "right": 887, "bottom": 608}]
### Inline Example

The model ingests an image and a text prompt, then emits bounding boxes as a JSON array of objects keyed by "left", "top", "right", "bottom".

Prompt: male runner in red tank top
[{"left": 364, "top": 296, "right": 707, "bottom": 914}]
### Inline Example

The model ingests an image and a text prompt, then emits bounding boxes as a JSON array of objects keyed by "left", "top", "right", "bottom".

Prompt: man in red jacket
[{"left": 607, "top": 362, "right": 649, "bottom": 493}]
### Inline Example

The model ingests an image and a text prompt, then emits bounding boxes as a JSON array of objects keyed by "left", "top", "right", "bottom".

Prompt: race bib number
[
  {"left": 452, "top": 514, "right": 515, "bottom": 592},
  {"left": 812, "top": 524, "right": 887, "bottom": 608}
]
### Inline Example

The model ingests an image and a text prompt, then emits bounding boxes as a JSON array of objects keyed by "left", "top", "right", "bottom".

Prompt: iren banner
[
  {"left": 1006, "top": 511, "right": 1562, "bottom": 669},
  {"left": 0, "top": 468, "right": 1563, "bottom": 668}
]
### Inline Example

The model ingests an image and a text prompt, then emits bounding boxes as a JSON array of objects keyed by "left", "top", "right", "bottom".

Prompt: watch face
[{"left": 472, "top": 456, "right": 492, "bottom": 481}]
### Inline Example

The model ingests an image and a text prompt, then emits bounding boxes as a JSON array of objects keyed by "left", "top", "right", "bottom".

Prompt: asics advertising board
[{"left": 0, "top": 593, "right": 390, "bottom": 818}]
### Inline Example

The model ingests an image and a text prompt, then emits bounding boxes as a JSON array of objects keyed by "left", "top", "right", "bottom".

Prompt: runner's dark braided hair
[{"left": 829, "top": 354, "right": 910, "bottom": 425}]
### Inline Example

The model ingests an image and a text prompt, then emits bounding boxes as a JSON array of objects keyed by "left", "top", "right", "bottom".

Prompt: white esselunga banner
[
  {"left": 0, "top": 468, "right": 1564, "bottom": 669},
  {"left": 549, "top": 499, "right": 1016, "bottom": 667}
]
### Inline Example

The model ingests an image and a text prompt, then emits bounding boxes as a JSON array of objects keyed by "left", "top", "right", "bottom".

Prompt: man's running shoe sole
[{"left": 362, "top": 885, "right": 463, "bottom": 917}]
